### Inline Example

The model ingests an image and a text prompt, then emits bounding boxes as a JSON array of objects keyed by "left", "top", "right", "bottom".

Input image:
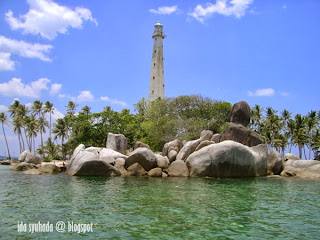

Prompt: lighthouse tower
[{"left": 148, "top": 22, "right": 166, "bottom": 102}]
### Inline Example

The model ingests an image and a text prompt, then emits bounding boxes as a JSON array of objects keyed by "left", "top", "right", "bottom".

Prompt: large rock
[
  {"left": 162, "top": 139, "right": 183, "bottom": 157},
  {"left": 220, "top": 123, "right": 262, "bottom": 147},
  {"left": 186, "top": 140, "right": 268, "bottom": 178},
  {"left": 18, "top": 150, "right": 28, "bottom": 162},
  {"left": 227, "top": 101, "right": 251, "bottom": 127},
  {"left": 195, "top": 140, "right": 215, "bottom": 152},
  {"left": 99, "top": 148, "right": 127, "bottom": 161},
  {"left": 18, "top": 151, "right": 42, "bottom": 164},
  {"left": 281, "top": 159, "right": 320, "bottom": 178},
  {"left": 168, "top": 160, "right": 189, "bottom": 177},
  {"left": 148, "top": 168, "right": 163, "bottom": 177},
  {"left": 284, "top": 153, "right": 301, "bottom": 161},
  {"left": 267, "top": 151, "right": 283, "bottom": 175},
  {"left": 11, "top": 162, "right": 37, "bottom": 171},
  {"left": 200, "top": 130, "right": 214, "bottom": 141},
  {"left": 127, "top": 163, "right": 146, "bottom": 176},
  {"left": 25, "top": 152, "right": 42, "bottom": 164},
  {"left": 39, "top": 163, "right": 61, "bottom": 174},
  {"left": 176, "top": 139, "right": 202, "bottom": 161},
  {"left": 125, "top": 147, "right": 157, "bottom": 171},
  {"left": 168, "top": 150, "right": 178, "bottom": 163},
  {"left": 70, "top": 144, "right": 86, "bottom": 162},
  {"left": 66, "top": 150, "right": 120, "bottom": 176},
  {"left": 134, "top": 141, "right": 151, "bottom": 150},
  {"left": 156, "top": 156, "right": 169, "bottom": 169},
  {"left": 211, "top": 134, "right": 221, "bottom": 143},
  {"left": 106, "top": 133, "right": 127, "bottom": 154}
]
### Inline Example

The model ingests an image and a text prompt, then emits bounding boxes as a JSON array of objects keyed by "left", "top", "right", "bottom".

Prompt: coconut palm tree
[
  {"left": 37, "top": 116, "right": 49, "bottom": 157},
  {"left": 306, "top": 110, "right": 317, "bottom": 159},
  {"left": 31, "top": 100, "right": 43, "bottom": 117},
  {"left": 0, "top": 112, "right": 11, "bottom": 159},
  {"left": 44, "top": 101, "right": 54, "bottom": 139},
  {"left": 12, "top": 116, "right": 24, "bottom": 153},
  {"left": 66, "top": 101, "right": 77, "bottom": 117},
  {"left": 292, "top": 114, "right": 308, "bottom": 159},
  {"left": 81, "top": 105, "right": 91, "bottom": 120},
  {"left": 25, "top": 115, "right": 38, "bottom": 153},
  {"left": 251, "top": 104, "right": 263, "bottom": 131},
  {"left": 53, "top": 118, "right": 69, "bottom": 160},
  {"left": 44, "top": 137, "right": 60, "bottom": 160}
]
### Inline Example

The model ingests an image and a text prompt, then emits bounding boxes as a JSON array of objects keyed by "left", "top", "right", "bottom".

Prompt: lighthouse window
[
  {"left": 154, "top": 63, "right": 155, "bottom": 66},
  {"left": 154, "top": 50, "right": 156, "bottom": 53},
  {"left": 152, "top": 90, "right": 154, "bottom": 94},
  {"left": 153, "top": 76, "right": 155, "bottom": 79}
]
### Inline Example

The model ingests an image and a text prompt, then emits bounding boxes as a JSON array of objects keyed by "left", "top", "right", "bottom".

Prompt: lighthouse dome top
[{"left": 154, "top": 22, "right": 163, "bottom": 27}]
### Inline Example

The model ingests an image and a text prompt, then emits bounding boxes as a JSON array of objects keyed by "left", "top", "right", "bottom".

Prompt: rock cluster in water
[{"left": 10, "top": 101, "right": 320, "bottom": 179}]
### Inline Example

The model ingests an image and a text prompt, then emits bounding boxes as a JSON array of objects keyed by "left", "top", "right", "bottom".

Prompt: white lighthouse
[{"left": 148, "top": 22, "right": 166, "bottom": 102}]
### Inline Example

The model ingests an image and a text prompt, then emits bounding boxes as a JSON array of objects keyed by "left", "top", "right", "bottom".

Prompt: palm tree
[
  {"left": 53, "top": 118, "right": 69, "bottom": 160},
  {"left": 31, "top": 100, "right": 43, "bottom": 117},
  {"left": 292, "top": 114, "right": 308, "bottom": 159},
  {"left": 44, "top": 101, "right": 54, "bottom": 139},
  {"left": 81, "top": 105, "right": 91, "bottom": 120},
  {"left": 8, "top": 99, "right": 20, "bottom": 118},
  {"left": 251, "top": 104, "right": 263, "bottom": 131},
  {"left": 37, "top": 116, "right": 49, "bottom": 158},
  {"left": 310, "top": 129, "right": 320, "bottom": 160},
  {"left": 12, "top": 116, "right": 24, "bottom": 153},
  {"left": 66, "top": 101, "right": 77, "bottom": 117},
  {"left": 25, "top": 115, "right": 38, "bottom": 153},
  {"left": 0, "top": 112, "right": 11, "bottom": 159},
  {"left": 44, "top": 138, "right": 60, "bottom": 160},
  {"left": 306, "top": 110, "right": 317, "bottom": 159}
]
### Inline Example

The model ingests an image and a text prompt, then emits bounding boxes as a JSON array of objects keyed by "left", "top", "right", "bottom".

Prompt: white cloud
[
  {"left": 5, "top": 0, "right": 98, "bottom": 40},
  {"left": 73, "top": 91, "right": 94, "bottom": 103},
  {"left": 189, "top": 0, "right": 254, "bottom": 23},
  {"left": 0, "top": 105, "right": 8, "bottom": 112},
  {"left": 0, "top": 78, "right": 50, "bottom": 98},
  {"left": 100, "top": 96, "right": 128, "bottom": 107},
  {"left": 149, "top": 6, "right": 178, "bottom": 15},
  {"left": 0, "top": 35, "right": 52, "bottom": 62},
  {"left": 0, "top": 52, "right": 15, "bottom": 71},
  {"left": 248, "top": 88, "right": 275, "bottom": 97},
  {"left": 50, "top": 83, "right": 62, "bottom": 95}
]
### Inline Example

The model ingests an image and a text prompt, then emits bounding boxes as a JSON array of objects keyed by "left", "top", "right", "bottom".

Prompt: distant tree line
[{"left": 0, "top": 95, "right": 319, "bottom": 160}]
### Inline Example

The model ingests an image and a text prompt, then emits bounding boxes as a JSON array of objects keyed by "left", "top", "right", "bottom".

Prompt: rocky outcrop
[
  {"left": 267, "top": 151, "right": 283, "bottom": 175},
  {"left": 127, "top": 163, "right": 146, "bottom": 176},
  {"left": 176, "top": 139, "right": 202, "bottom": 161},
  {"left": 168, "top": 160, "right": 189, "bottom": 177},
  {"left": 156, "top": 156, "right": 169, "bottom": 169},
  {"left": 220, "top": 123, "right": 262, "bottom": 147},
  {"left": 134, "top": 141, "right": 151, "bottom": 150},
  {"left": 186, "top": 140, "right": 268, "bottom": 178},
  {"left": 148, "top": 168, "right": 163, "bottom": 177},
  {"left": 11, "top": 162, "right": 37, "bottom": 171},
  {"left": 227, "top": 101, "right": 251, "bottom": 127},
  {"left": 168, "top": 150, "right": 178, "bottom": 163},
  {"left": 125, "top": 147, "right": 157, "bottom": 171},
  {"left": 39, "top": 163, "right": 61, "bottom": 174},
  {"left": 200, "top": 130, "right": 214, "bottom": 141},
  {"left": 280, "top": 159, "right": 320, "bottom": 178},
  {"left": 18, "top": 150, "right": 42, "bottom": 164},
  {"left": 211, "top": 134, "right": 221, "bottom": 143},
  {"left": 106, "top": 133, "right": 127, "bottom": 154},
  {"left": 284, "top": 153, "right": 301, "bottom": 161},
  {"left": 162, "top": 139, "right": 183, "bottom": 157},
  {"left": 66, "top": 145, "right": 121, "bottom": 176},
  {"left": 195, "top": 140, "right": 215, "bottom": 151}
]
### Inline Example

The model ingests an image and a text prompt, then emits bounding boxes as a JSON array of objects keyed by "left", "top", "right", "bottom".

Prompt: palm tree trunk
[
  {"left": 40, "top": 130, "right": 44, "bottom": 158},
  {"left": 298, "top": 145, "right": 302, "bottom": 159},
  {"left": 2, "top": 122, "right": 11, "bottom": 159},
  {"left": 49, "top": 112, "right": 52, "bottom": 139}
]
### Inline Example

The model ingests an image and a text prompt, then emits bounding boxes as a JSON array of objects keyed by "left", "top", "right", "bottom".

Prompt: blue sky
[{"left": 0, "top": 0, "right": 319, "bottom": 156}]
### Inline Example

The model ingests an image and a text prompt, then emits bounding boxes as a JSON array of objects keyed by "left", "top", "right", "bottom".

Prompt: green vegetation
[
  {"left": 251, "top": 105, "right": 320, "bottom": 159},
  {"left": 1, "top": 96, "right": 319, "bottom": 160}
]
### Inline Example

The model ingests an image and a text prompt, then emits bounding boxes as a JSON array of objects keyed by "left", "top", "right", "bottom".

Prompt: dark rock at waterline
[
  {"left": 11, "top": 162, "right": 37, "bottom": 171},
  {"left": 186, "top": 140, "right": 267, "bottom": 178},
  {"left": 39, "top": 163, "right": 61, "bottom": 174},
  {"left": 227, "top": 101, "right": 251, "bottom": 127},
  {"left": 73, "top": 159, "right": 120, "bottom": 176},
  {"left": 125, "top": 147, "right": 157, "bottom": 171},
  {"left": 148, "top": 168, "right": 163, "bottom": 177},
  {"left": 127, "top": 163, "right": 146, "bottom": 176},
  {"left": 219, "top": 123, "right": 262, "bottom": 147}
]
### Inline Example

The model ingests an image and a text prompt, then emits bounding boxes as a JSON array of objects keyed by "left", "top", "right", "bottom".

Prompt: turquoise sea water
[{"left": 0, "top": 165, "right": 320, "bottom": 239}]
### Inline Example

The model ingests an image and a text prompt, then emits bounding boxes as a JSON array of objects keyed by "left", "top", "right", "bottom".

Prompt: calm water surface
[{"left": 0, "top": 165, "right": 320, "bottom": 239}]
